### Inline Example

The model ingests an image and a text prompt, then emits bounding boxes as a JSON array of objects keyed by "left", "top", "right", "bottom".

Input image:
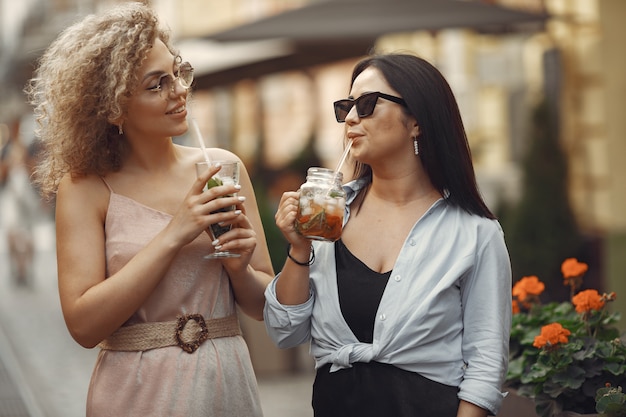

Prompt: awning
[
  {"left": 184, "top": 38, "right": 375, "bottom": 89},
  {"left": 192, "top": 0, "right": 548, "bottom": 87},
  {"left": 207, "top": 0, "right": 548, "bottom": 41}
]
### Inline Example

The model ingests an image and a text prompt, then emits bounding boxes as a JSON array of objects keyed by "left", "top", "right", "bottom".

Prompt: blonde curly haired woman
[{"left": 26, "top": 2, "right": 273, "bottom": 416}]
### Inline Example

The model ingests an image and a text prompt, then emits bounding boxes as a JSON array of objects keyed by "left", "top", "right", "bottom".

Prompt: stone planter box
[
  {"left": 496, "top": 389, "right": 598, "bottom": 417},
  {"left": 497, "top": 389, "right": 539, "bottom": 416}
]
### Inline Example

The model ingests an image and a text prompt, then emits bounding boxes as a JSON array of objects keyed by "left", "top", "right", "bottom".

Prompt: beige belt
[{"left": 98, "top": 313, "right": 241, "bottom": 354}]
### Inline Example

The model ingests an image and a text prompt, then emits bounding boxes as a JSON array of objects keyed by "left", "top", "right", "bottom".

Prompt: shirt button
[
  {"left": 394, "top": 275, "right": 401, "bottom": 282},
  {"left": 409, "top": 239, "right": 416, "bottom": 246},
  {"left": 379, "top": 313, "right": 386, "bottom": 321}
]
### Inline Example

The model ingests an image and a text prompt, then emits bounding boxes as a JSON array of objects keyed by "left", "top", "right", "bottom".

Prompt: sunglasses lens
[
  {"left": 334, "top": 100, "right": 353, "bottom": 123},
  {"left": 333, "top": 93, "right": 381, "bottom": 123},
  {"left": 355, "top": 93, "right": 378, "bottom": 118}
]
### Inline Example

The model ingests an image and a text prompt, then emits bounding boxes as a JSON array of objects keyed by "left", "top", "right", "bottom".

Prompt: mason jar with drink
[{"left": 295, "top": 167, "right": 346, "bottom": 242}]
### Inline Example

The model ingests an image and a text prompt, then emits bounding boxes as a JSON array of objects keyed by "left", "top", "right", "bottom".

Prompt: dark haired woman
[{"left": 266, "top": 53, "right": 512, "bottom": 417}]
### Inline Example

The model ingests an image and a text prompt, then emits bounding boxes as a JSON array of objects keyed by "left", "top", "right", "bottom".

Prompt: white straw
[
  {"left": 333, "top": 139, "right": 353, "bottom": 175},
  {"left": 326, "top": 139, "right": 353, "bottom": 197},
  {"left": 190, "top": 117, "right": 211, "bottom": 165}
]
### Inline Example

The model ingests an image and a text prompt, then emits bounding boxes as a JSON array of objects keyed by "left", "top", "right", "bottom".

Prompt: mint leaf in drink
[
  {"left": 299, "top": 210, "right": 326, "bottom": 231},
  {"left": 206, "top": 177, "right": 223, "bottom": 189}
]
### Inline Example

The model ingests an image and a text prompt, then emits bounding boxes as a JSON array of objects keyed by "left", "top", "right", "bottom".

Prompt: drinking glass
[
  {"left": 195, "top": 161, "right": 241, "bottom": 259},
  {"left": 295, "top": 167, "right": 346, "bottom": 242}
]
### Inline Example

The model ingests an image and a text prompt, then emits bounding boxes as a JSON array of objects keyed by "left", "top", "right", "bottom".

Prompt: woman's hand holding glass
[
  {"left": 164, "top": 163, "right": 225, "bottom": 248},
  {"left": 195, "top": 161, "right": 244, "bottom": 259},
  {"left": 161, "top": 160, "right": 258, "bottom": 265},
  {"left": 275, "top": 191, "right": 312, "bottom": 251}
]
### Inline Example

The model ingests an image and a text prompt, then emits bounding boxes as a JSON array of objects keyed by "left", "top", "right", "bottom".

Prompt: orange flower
[
  {"left": 533, "top": 323, "right": 571, "bottom": 349},
  {"left": 561, "top": 258, "right": 588, "bottom": 279},
  {"left": 572, "top": 289, "right": 605, "bottom": 313},
  {"left": 512, "top": 300, "right": 520, "bottom": 315},
  {"left": 512, "top": 276, "right": 545, "bottom": 302}
]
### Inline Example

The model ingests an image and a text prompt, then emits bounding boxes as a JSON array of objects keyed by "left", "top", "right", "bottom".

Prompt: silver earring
[
  {"left": 413, "top": 136, "right": 419, "bottom": 155},
  {"left": 118, "top": 124, "right": 123, "bottom": 135}
]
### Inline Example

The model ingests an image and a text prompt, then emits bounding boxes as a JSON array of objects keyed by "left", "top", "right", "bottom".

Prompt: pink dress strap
[{"left": 100, "top": 177, "right": 114, "bottom": 193}]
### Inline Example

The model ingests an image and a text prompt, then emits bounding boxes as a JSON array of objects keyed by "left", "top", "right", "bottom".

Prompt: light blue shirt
[{"left": 264, "top": 178, "right": 512, "bottom": 415}]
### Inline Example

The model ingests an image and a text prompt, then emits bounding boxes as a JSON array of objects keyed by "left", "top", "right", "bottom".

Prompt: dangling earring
[
  {"left": 118, "top": 123, "right": 124, "bottom": 135},
  {"left": 413, "top": 136, "right": 419, "bottom": 156}
]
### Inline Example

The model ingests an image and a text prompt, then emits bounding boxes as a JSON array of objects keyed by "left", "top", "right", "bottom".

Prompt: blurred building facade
[{"left": 1, "top": 0, "right": 624, "bottom": 375}]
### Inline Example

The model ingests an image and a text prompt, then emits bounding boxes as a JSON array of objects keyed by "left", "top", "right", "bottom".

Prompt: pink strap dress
[{"left": 86, "top": 183, "right": 263, "bottom": 417}]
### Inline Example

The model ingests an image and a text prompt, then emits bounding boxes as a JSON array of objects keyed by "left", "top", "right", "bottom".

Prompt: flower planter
[
  {"left": 497, "top": 389, "right": 539, "bottom": 416},
  {"left": 556, "top": 413, "right": 598, "bottom": 417},
  {"left": 505, "top": 258, "right": 625, "bottom": 417},
  {"left": 496, "top": 390, "right": 599, "bottom": 417}
]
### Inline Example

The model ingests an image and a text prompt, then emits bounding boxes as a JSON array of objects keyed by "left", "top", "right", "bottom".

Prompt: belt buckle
[{"left": 175, "top": 314, "right": 209, "bottom": 353}]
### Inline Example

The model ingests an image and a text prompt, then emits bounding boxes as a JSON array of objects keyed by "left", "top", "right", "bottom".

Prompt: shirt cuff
[
  {"left": 458, "top": 380, "right": 506, "bottom": 415},
  {"left": 263, "top": 275, "right": 314, "bottom": 328}
]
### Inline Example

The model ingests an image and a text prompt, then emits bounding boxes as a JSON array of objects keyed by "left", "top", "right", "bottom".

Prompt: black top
[
  {"left": 310, "top": 240, "right": 459, "bottom": 417},
  {"left": 335, "top": 238, "right": 390, "bottom": 343}
]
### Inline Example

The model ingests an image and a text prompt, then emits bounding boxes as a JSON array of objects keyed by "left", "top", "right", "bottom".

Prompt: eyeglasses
[
  {"left": 147, "top": 61, "right": 194, "bottom": 98},
  {"left": 333, "top": 91, "right": 407, "bottom": 123}
]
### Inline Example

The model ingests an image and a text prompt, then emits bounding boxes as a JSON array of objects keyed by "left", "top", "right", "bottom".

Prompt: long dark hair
[{"left": 349, "top": 53, "right": 495, "bottom": 219}]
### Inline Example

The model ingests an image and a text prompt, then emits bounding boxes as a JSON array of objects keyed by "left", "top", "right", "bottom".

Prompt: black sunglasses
[{"left": 333, "top": 91, "right": 407, "bottom": 123}]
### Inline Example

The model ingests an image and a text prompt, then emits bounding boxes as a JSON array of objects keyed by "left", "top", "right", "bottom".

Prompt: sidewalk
[{"left": 0, "top": 220, "right": 313, "bottom": 417}]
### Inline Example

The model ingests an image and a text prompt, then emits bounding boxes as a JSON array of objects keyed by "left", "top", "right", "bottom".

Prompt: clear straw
[
  {"left": 333, "top": 139, "right": 353, "bottom": 176},
  {"left": 326, "top": 139, "right": 353, "bottom": 197},
  {"left": 190, "top": 117, "right": 212, "bottom": 165}
]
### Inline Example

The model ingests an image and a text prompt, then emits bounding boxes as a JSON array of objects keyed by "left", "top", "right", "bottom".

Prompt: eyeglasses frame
[
  {"left": 148, "top": 60, "right": 194, "bottom": 99},
  {"left": 333, "top": 91, "right": 407, "bottom": 123}
]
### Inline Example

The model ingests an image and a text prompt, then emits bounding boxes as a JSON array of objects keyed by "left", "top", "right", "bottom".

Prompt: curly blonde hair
[{"left": 26, "top": 2, "right": 175, "bottom": 199}]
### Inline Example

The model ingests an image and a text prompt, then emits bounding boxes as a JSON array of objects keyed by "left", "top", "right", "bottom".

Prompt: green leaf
[
  {"left": 552, "top": 366, "right": 586, "bottom": 389},
  {"left": 543, "top": 379, "right": 568, "bottom": 397},
  {"left": 534, "top": 395, "right": 561, "bottom": 417},
  {"left": 582, "top": 359, "right": 604, "bottom": 378},
  {"left": 605, "top": 362, "right": 626, "bottom": 375},
  {"left": 595, "top": 388, "right": 626, "bottom": 416},
  {"left": 507, "top": 356, "right": 527, "bottom": 380},
  {"left": 298, "top": 210, "right": 326, "bottom": 231},
  {"left": 206, "top": 177, "right": 223, "bottom": 189}
]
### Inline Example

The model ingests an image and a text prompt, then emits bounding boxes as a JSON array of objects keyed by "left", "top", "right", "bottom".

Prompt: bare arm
[
  {"left": 272, "top": 191, "right": 313, "bottom": 305},
  {"left": 457, "top": 400, "right": 488, "bottom": 417},
  {"left": 217, "top": 158, "right": 274, "bottom": 320}
]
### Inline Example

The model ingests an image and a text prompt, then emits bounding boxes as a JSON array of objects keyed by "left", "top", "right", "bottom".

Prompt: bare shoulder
[
  {"left": 174, "top": 144, "right": 241, "bottom": 165},
  {"left": 209, "top": 148, "right": 240, "bottom": 163},
  {"left": 57, "top": 173, "right": 110, "bottom": 219},
  {"left": 58, "top": 172, "right": 108, "bottom": 196}
]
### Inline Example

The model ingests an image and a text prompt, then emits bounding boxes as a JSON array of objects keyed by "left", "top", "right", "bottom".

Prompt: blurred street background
[{"left": 1, "top": 0, "right": 626, "bottom": 415}]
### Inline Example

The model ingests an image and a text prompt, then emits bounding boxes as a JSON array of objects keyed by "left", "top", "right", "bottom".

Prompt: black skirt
[{"left": 312, "top": 361, "right": 459, "bottom": 417}]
